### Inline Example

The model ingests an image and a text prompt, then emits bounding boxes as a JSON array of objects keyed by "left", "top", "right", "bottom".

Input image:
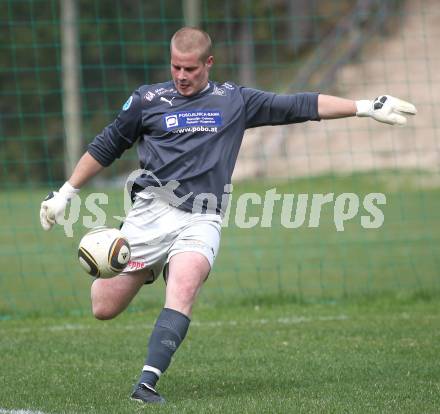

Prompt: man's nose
[{"left": 177, "top": 69, "right": 186, "bottom": 80}]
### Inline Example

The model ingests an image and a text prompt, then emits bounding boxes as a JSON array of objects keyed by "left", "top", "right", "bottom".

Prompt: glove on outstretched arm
[
  {"left": 40, "top": 181, "right": 79, "bottom": 230},
  {"left": 356, "top": 95, "right": 417, "bottom": 126}
]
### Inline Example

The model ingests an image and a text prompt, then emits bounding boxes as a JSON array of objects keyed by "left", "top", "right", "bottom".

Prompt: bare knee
[
  {"left": 92, "top": 308, "right": 118, "bottom": 321},
  {"left": 91, "top": 290, "right": 120, "bottom": 320},
  {"left": 174, "top": 280, "right": 199, "bottom": 305},
  {"left": 90, "top": 270, "right": 151, "bottom": 320},
  {"left": 92, "top": 307, "right": 111, "bottom": 321},
  {"left": 165, "top": 253, "right": 211, "bottom": 316},
  {"left": 90, "top": 279, "right": 122, "bottom": 320},
  {"left": 91, "top": 301, "right": 119, "bottom": 320}
]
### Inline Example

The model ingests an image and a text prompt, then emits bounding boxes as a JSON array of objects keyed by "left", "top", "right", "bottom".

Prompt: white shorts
[{"left": 120, "top": 194, "right": 222, "bottom": 283}]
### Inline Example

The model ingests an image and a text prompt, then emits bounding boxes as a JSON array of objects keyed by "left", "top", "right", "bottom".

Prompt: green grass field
[
  {"left": 0, "top": 295, "right": 439, "bottom": 413},
  {"left": 1, "top": 171, "right": 440, "bottom": 412}
]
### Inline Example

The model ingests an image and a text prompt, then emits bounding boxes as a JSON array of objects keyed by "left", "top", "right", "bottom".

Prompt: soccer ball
[{"left": 78, "top": 227, "right": 131, "bottom": 278}]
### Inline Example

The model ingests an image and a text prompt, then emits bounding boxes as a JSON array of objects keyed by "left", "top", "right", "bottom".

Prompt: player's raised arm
[
  {"left": 40, "top": 151, "right": 105, "bottom": 231},
  {"left": 318, "top": 94, "right": 417, "bottom": 125}
]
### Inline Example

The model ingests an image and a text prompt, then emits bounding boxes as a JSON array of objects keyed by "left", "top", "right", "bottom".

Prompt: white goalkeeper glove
[
  {"left": 356, "top": 95, "right": 417, "bottom": 126},
  {"left": 40, "top": 181, "right": 79, "bottom": 231}
]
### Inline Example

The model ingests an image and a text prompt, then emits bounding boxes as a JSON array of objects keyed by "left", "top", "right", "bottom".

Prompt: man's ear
[{"left": 206, "top": 55, "right": 214, "bottom": 69}]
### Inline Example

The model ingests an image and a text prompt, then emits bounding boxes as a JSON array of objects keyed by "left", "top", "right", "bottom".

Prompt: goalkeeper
[{"left": 40, "top": 27, "right": 416, "bottom": 404}]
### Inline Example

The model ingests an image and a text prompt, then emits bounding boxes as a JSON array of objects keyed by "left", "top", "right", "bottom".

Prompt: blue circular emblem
[{"left": 122, "top": 96, "right": 133, "bottom": 111}]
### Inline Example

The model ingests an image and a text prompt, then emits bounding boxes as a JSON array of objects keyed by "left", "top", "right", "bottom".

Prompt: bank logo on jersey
[
  {"left": 122, "top": 95, "right": 133, "bottom": 111},
  {"left": 163, "top": 110, "right": 222, "bottom": 131},
  {"left": 165, "top": 115, "right": 179, "bottom": 128}
]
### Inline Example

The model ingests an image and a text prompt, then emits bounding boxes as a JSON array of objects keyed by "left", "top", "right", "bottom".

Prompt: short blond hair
[{"left": 170, "top": 27, "right": 212, "bottom": 62}]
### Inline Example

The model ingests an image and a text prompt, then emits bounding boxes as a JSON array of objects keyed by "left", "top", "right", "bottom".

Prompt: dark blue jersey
[{"left": 88, "top": 81, "right": 320, "bottom": 214}]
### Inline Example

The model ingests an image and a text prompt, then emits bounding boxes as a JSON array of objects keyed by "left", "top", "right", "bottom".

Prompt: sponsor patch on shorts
[{"left": 125, "top": 260, "right": 147, "bottom": 271}]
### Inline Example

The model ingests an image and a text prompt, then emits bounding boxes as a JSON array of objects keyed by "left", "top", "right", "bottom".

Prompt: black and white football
[{"left": 78, "top": 227, "right": 131, "bottom": 278}]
